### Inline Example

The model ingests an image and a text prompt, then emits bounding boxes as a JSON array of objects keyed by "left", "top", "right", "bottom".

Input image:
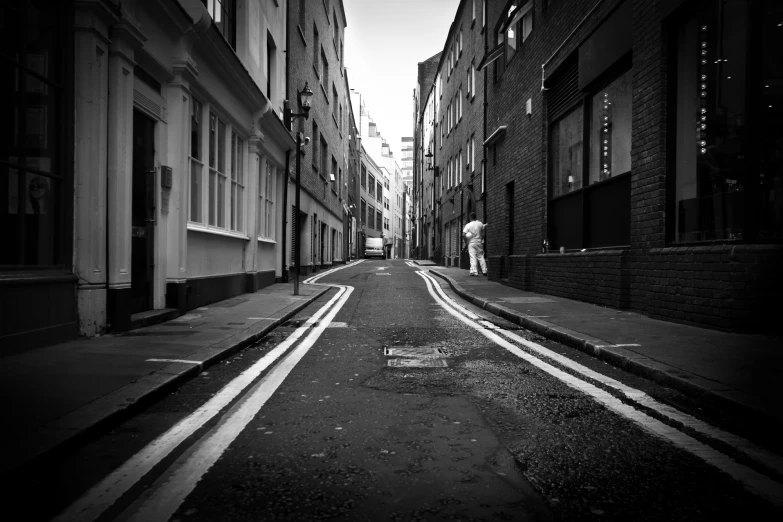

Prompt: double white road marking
[
  {"left": 54, "top": 263, "right": 359, "bottom": 522},
  {"left": 416, "top": 270, "right": 783, "bottom": 507}
]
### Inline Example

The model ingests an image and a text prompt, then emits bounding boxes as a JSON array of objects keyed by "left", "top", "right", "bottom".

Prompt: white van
[{"left": 364, "top": 237, "right": 385, "bottom": 259}]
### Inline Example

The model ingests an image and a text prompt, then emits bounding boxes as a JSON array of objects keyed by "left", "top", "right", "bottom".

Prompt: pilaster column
[
  {"left": 165, "top": 58, "right": 198, "bottom": 312},
  {"left": 106, "top": 15, "right": 146, "bottom": 330},
  {"left": 246, "top": 134, "right": 265, "bottom": 290},
  {"left": 73, "top": 0, "right": 117, "bottom": 335}
]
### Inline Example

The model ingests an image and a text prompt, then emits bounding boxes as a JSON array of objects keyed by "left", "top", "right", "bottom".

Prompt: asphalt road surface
[{"left": 11, "top": 260, "right": 783, "bottom": 521}]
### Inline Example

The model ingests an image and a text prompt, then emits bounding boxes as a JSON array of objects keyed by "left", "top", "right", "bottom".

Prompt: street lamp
[{"left": 284, "top": 82, "right": 314, "bottom": 296}]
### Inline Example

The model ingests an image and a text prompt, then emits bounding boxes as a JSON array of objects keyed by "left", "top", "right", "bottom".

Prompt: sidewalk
[
  {"left": 419, "top": 262, "right": 783, "bottom": 425},
  {"left": 0, "top": 282, "right": 328, "bottom": 475}
]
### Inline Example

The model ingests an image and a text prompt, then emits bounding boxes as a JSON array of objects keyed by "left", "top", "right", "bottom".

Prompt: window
[
  {"left": 205, "top": 0, "right": 235, "bottom": 48},
  {"left": 208, "top": 113, "right": 227, "bottom": 227},
  {"left": 2, "top": 0, "right": 69, "bottom": 266},
  {"left": 361, "top": 198, "right": 367, "bottom": 224},
  {"left": 470, "top": 135, "right": 475, "bottom": 173},
  {"left": 472, "top": 0, "right": 476, "bottom": 22},
  {"left": 361, "top": 163, "right": 367, "bottom": 188},
  {"left": 331, "top": 156, "right": 338, "bottom": 191},
  {"left": 369, "top": 174, "right": 375, "bottom": 198},
  {"left": 547, "top": 60, "right": 632, "bottom": 249},
  {"left": 458, "top": 87, "right": 463, "bottom": 120},
  {"left": 458, "top": 150, "right": 462, "bottom": 183},
  {"left": 459, "top": 29, "right": 463, "bottom": 55},
  {"left": 230, "top": 132, "right": 244, "bottom": 232},
  {"left": 377, "top": 180, "right": 382, "bottom": 203},
  {"left": 670, "top": 0, "right": 782, "bottom": 242},
  {"left": 266, "top": 33, "right": 276, "bottom": 101},
  {"left": 320, "top": 135, "right": 328, "bottom": 179},
  {"left": 333, "top": 12, "right": 339, "bottom": 47},
  {"left": 321, "top": 49, "right": 329, "bottom": 89},
  {"left": 368, "top": 204, "right": 375, "bottom": 228},
  {"left": 313, "top": 25, "right": 320, "bottom": 72},
  {"left": 376, "top": 209, "right": 382, "bottom": 231},
  {"left": 482, "top": 0, "right": 486, "bottom": 28},
  {"left": 312, "top": 120, "right": 319, "bottom": 170},
  {"left": 299, "top": 0, "right": 306, "bottom": 27},
  {"left": 332, "top": 84, "right": 338, "bottom": 123},
  {"left": 495, "top": 1, "right": 532, "bottom": 80},
  {"left": 190, "top": 98, "right": 203, "bottom": 223},
  {"left": 258, "top": 160, "right": 276, "bottom": 239}
]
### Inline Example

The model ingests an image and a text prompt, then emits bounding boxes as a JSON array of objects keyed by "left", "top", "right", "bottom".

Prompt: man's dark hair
[{"left": 469, "top": 212, "right": 477, "bottom": 221}]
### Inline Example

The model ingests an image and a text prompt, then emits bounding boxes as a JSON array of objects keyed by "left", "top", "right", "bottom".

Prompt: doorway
[{"left": 131, "top": 110, "right": 156, "bottom": 314}]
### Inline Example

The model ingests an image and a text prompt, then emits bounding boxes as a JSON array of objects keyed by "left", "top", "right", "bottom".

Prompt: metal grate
[
  {"left": 384, "top": 347, "right": 445, "bottom": 357},
  {"left": 546, "top": 56, "right": 580, "bottom": 121},
  {"left": 387, "top": 358, "right": 448, "bottom": 367},
  {"left": 133, "top": 89, "right": 167, "bottom": 122}
]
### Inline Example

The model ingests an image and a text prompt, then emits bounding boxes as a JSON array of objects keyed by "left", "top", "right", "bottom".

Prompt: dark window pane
[
  {"left": 589, "top": 69, "right": 632, "bottom": 183},
  {"left": 759, "top": 0, "right": 783, "bottom": 239},
  {"left": 674, "top": 1, "right": 748, "bottom": 242},
  {"left": 550, "top": 106, "right": 583, "bottom": 197}
]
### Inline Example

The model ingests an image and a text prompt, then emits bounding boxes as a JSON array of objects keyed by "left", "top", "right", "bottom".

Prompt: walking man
[{"left": 462, "top": 212, "right": 488, "bottom": 276}]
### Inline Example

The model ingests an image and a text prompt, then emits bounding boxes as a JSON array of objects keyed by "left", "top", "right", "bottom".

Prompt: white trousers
[{"left": 468, "top": 242, "right": 487, "bottom": 275}]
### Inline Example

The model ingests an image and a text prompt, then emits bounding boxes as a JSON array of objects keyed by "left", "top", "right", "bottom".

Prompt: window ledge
[
  {"left": 320, "top": 83, "right": 328, "bottom": 101},
  {"left": 298, "top": 25, "right": 307, "bottom": 45},
  {"left": 257, "top": 237, "right": 277, "bottom": 244},
  {"left": 651, "top": 244, "right": 783, "bottom": 255},
  {"left": 313, "top": 64, "right": 320, "bottom": 78},
  {"left": 187, "top": 222, "right": 250, "bottom": 241}
]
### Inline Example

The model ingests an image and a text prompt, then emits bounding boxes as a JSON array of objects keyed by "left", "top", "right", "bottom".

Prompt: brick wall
[{"left": 534, "top": 250, "right": 629, "bottom": 309}]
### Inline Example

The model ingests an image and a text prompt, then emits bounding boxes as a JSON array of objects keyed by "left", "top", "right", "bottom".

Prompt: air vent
[
  {"left": 134, "top": 89, "right": 167, "bottom": 122},
  {"left": 546, "top": 56, "right": 580, "bottom": 121}
]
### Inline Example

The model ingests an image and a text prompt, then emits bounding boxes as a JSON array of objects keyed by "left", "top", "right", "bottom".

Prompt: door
[{"left": 131, "top": 110, "right": 156, "bottom": 314}]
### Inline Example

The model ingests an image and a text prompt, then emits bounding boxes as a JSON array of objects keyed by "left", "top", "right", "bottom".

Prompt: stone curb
[
  {"left": 427, "top": 270, "right": 770, "bottom": 422},
  {"left": 3, "top": 287, "right": 329, "bottom": 476}
]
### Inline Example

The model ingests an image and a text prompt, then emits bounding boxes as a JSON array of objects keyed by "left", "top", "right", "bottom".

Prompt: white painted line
[
  {"left": 417, "top": 271, "right": 783, "bottom": 506},
  {"left": 123, "top": 285, "right": 354, "bottom": 522},
  {"left": 247, "top": 317, "right": 275, "bottom": 320},
  {"left": 145, "top": 359, "right": 201, "bottom": 365},
  {"left": 594, "top": 343, "right": 642, "bottom": 348},
  {"left": 52, "top": 276, "right": 352, "bottom": 522}
]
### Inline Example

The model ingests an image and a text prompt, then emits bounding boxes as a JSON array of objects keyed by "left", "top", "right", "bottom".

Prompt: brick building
[
  {"left": 480, "top": 0, "right": 782, "bottom": 331},
  {"left": 286, "top": 0, "right": 350, "bottom": 276},
  {"left": 414, "top": 0, "right": 487, "bottom": 267}
]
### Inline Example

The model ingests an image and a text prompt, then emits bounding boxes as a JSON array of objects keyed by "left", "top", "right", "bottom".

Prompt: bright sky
[{"left": 343, "top": 0, "right": 460, "bottom": 159}]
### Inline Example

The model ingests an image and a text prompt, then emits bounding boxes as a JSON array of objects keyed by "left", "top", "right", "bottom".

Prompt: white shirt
[{"left": 462, "top": 220, "right": 485, "bottom": 244}]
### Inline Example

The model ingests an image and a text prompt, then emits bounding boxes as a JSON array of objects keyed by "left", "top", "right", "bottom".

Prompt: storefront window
[
  {"left": 550, "top": 107, "right": 583, "bottom": 197},
  {"left": 1, "top": 0, "right": 66, "bottom": 266},
  {"left": 672, "top": 0, "right": 782, "bottom": 242},
  {"left": 589, "top": 69, "right": 633, "bottom": 184}
]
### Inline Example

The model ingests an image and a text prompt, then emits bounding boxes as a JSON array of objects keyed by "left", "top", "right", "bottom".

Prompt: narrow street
[{"left": 7, "top": 261, "right": 781, "bottom": 521}]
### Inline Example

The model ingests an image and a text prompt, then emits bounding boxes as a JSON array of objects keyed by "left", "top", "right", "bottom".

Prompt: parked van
[{"left": 364, "top": 237, "right": 385, "bottom": 259}]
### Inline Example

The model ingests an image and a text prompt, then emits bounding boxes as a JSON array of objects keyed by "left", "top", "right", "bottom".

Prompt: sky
[{"left": 343, "top": 0, "right": 461, "bottom": 159}]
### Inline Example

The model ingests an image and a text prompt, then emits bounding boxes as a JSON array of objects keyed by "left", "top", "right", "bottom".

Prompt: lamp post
[{"left": 284, "top": 82, "right": 314, "bottom": 296}]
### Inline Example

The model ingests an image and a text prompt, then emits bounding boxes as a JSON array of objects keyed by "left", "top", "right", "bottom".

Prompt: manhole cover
[
  {"left": 387, "top": 358, "right": 448, "bottom": 367},
  {"left": 384, "top": 347, "right": 444, "bottom": 357}
]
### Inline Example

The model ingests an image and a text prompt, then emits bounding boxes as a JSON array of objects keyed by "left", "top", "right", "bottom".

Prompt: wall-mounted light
[{"left": 329, "top": 173, "right": 336, "bottom": 182}]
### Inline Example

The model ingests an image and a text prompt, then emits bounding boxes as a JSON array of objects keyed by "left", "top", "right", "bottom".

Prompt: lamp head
[
  {"left": 299, "top": 82, "right": 314, "bottom": 116},
  {"left": 329, "top": 173, "right": 336, "bottom": 182}
]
